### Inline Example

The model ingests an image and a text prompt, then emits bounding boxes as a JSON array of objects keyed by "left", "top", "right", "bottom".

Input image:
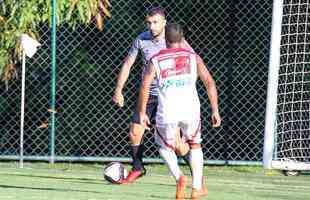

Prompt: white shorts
[{"left": 155, "top": 120, "right": 201, "bottom": 151}]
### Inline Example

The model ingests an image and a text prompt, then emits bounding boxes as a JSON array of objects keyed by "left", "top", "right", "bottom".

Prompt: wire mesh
[
  {"left": 0, "top": 0, "right": 273, "bottom": 163},
  {"left": 275, "top": 0, "right": 310, "bottom": 162}
]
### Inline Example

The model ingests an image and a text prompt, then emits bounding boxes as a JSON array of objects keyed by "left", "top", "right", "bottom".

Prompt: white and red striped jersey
[{"left": 150, "top": 48, "right": 200, "bottom": 125}]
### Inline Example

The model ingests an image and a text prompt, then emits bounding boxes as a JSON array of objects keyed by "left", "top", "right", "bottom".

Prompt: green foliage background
[{"left": 0, "top": 0, "right": 110, "bottom": 81}]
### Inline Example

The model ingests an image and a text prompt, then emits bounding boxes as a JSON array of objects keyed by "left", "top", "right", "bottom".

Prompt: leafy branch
[{"left": 0, "top": 0, "right": 111, "bottom": 85}]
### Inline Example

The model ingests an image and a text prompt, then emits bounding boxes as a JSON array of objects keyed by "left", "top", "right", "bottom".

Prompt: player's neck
[{"left": 167, "top": 43, "right": 182, "bottom": 49}]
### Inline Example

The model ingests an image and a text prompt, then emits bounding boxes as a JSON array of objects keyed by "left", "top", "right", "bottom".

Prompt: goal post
[
  {"left": 264, "top": 0, "right": 310, "bottom": 170},
  {"left": 264, "top": 0, "right": 284, "bottom": 169}
]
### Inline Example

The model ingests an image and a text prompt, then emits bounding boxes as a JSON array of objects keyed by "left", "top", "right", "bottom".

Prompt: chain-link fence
[{"left": 0, "top": 0, "right": 273, "bottom": 164}]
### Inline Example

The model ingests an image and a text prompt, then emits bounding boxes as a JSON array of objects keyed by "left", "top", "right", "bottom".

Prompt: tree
[{"left": 0, "top": 0, "right": 111, "bottom": 85}]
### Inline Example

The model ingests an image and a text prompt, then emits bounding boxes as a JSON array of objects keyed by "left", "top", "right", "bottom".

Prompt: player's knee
[
  {"left": 129, "top": 133, "right": 142, "bottom": 145},
  {"left": 129, "top": 124, "right": 144, "bottom": 144},
  {"left": 130, "top": 124, "right": 144, "bottom": 135},
  {"left": 129, "top": 131, "right": 142, "bottom": 140}
]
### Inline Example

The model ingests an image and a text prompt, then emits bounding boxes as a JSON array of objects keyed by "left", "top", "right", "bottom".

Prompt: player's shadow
[
  {"left": 0, "top": 184, "right": 106, "bottom": 194},
  {"left": 1, "top": 173, "right": 181, "bottom": 199},
  {"left": 0, "top": 173, "right": 108, "bottom": 186},
  {"left": 1, "top": 173, "right": 102, "bottom": 182},
  {"left": 0, "top": 184, "right": 173, "bottom": 199}
]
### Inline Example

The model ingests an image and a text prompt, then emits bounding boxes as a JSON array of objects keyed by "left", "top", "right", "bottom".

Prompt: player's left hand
[
  {"left": 211, "top": 112, "right": 221, "bottom": 127},
  {"left": 139, "top": 113, "right": 151, "bottom": 130}
]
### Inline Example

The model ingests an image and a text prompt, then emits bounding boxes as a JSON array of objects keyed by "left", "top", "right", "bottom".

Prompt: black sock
[
  {"left": 182, "top": 151, "right": 192, "bottom": 176},
  {"left": 131, "top": 144, "right": 144, "bottom": 171}
]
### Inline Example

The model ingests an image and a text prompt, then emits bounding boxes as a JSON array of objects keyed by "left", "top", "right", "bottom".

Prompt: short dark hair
[
  {"left": 146, "top": 7, "right": 166, "bottom": 18},
  {"left": 165, "top": 23, "right": 184, "bottom": 44}
]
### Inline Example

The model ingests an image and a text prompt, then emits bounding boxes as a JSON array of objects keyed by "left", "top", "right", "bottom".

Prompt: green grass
[{"left": 0, "top": 162, "right": 309, "bottom": 200}]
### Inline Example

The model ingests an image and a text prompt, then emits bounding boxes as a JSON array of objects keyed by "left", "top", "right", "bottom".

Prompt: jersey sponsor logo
[
  {"left": 160, "top": 77, "right": 192, "bottom": 90},
  {"left": 159, "top": 56, "right": 191, "bottom": 78}
]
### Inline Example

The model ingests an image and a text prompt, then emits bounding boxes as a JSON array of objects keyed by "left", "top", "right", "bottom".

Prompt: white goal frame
[{"left": 263, "top": 0, "right": 310, "bottom": 171}]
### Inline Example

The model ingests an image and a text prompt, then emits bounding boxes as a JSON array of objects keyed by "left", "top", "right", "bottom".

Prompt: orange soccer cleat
[
  {"left": 191, "top": 176, "right": 208, "bottom": 199},
  {"left": 176, "top": 175, "right": 187, "bottom": 199},
  {"left": 120, "top": 169, "right": 145, "bottom": 184}
]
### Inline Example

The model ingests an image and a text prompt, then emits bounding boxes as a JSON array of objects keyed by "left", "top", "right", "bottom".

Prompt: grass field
[{"left": 0, "top": 162, "right": 309, "bottom": 200}]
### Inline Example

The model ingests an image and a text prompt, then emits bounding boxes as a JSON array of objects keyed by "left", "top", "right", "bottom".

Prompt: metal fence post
[{"left": 50, "top": 0, "right": 57, "bottom": 164}]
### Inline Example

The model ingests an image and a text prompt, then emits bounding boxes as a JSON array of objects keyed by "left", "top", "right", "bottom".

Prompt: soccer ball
[{"left": 104, "top": 162, "right": 128, "bottom": 184}]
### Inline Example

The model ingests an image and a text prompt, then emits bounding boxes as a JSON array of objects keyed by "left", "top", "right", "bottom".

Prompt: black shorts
[{"left": 131, "top": 95, "right": 158, "bottom": 125}]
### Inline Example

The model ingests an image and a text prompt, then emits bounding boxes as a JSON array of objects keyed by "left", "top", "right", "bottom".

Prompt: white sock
[
  {"left": 159, "top": 147, "right": 183, "bottom": 181},
  {"left": 190, "top": 148, "right": 204, "bottom": 189}
]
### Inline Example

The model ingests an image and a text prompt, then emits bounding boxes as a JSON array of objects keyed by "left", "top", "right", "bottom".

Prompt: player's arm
[
  {"left": 113, "top": 38, "right": 139, "bottom": 107},
  {"left": 196, "top": 55, "right": 221, "bottom": 127},
  {"left": 113, "top": 55, "right": 136, "bottom": 107},
  {"left": 138, "top": 62, "right": 156, "bottom": 128}
]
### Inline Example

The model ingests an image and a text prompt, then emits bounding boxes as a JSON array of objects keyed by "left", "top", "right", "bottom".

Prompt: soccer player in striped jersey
[{"left": 138, "top": 23, "right": 221, "bottom": 199}]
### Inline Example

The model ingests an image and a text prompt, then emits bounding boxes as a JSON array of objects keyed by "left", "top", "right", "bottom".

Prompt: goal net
[{"left": 264, "top": 0, "right": 310, "bottom": 170}]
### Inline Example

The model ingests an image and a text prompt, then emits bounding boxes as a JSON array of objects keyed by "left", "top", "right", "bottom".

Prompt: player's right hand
[
  {"left": 139, "top": 113, "right": 151, "bottom": 130},
  {"left": 112, "top": 91, "right": 124, "bottom": 107}
]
